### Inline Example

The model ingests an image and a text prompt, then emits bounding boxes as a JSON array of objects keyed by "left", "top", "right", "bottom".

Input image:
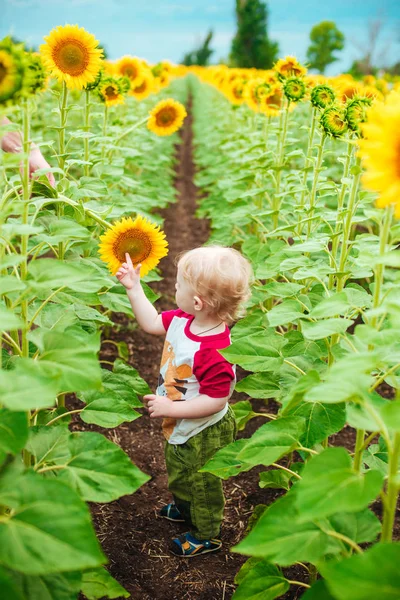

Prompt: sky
[{"left": 2, "top": 0, "right": 400, "bottom": 74}]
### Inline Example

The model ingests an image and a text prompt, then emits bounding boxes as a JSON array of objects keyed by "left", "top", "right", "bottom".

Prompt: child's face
[{"left": 175, "top": 267, "right": 198, "bottom": 315}]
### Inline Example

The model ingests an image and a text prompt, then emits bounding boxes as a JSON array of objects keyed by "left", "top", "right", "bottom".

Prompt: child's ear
[{"left": 193, "top": 295, "right": 203, "bottom": 311}]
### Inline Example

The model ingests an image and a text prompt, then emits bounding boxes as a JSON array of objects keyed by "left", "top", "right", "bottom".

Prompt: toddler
[{"left": 116, "top": 245, "right": 252, "bottom": 557}]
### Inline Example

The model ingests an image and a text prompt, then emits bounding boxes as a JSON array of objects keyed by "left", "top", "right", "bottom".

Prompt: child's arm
[
  {"left": 144, "top": 393, "right": 228, "bottom": 419},
  {"left": 116, "top": 253, "right": 166, "bottom": 335}
]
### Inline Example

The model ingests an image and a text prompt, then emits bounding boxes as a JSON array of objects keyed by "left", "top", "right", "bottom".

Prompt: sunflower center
[
  {"left": 113, "top": 229, "right": 152, "bottom": 263},
  {"left": 156, "top": 107, "right": 177, "bottom": 127},
  {"left": 105, "top": 85, "right": 119, "bottom": 100},
  {"left": 53, "top": 40, "right": 90, "bottom": 76},
  {"left": 0, "top": 61, "right": 7, "bottom": 84},
  {"left": 267, "top": 93, "right": 280, "bottom": 107},
  {"left": 122, "top": 65, "right": 137, "bottom": 79},
  {"left": 134, "top": 80, "right": 146, "bottom": 93}
]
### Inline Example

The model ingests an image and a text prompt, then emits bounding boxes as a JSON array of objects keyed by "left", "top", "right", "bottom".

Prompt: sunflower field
[{"left": 1, "top": 22, "right": 400, "bottom": 600}]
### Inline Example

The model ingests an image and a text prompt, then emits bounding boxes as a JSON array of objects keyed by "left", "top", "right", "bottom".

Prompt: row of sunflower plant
[
  {"left": 187, "top": 58, "right": 400, "bottom": 599},
  {"left": 0, "top": 25, "right": 188, "bottom": 600}
]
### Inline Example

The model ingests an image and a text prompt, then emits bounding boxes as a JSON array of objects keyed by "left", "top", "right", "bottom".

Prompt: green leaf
[
  {"left": 287, "top": 400, "right": 346, "bottom": 448},
  {"left": 0, "top": 359, "right": 59, "bottom": 410},
  {"left": 0, "top": 305, "right": 24, "bottom": 332},
  {"left": 330, "top": 508, "right": 381, "bottom": 544},
  {"left": 112, "top": 359, "right": 151, "bottom": 395},
  {"left": 301, "top": 318, "right": 353, "bottom": 340},
  {"left": 81, "top": 568, "right": 130, "bottom": 600},
  {"left": 237, "top": 417, "right": 305, "bottom": 467},
  {"left": 37, "top": 328, "right": 102, "bottom": 392},
  {"left": 380, "top": 400, "right": 400, "bottom": 431},
  {"left": 259, "top": 464, "right": 303, "bottom": 490},
  {"left": 27, "top": 260, "right": 104, "bottom": 293},
  {"left": 80, "top": 391, "right": 141, "bottom": 428},
  {"left": 53, "top": 431, "right": 149, "bottom": 502},
  {"left": 262, "top": 282, "right": 304, "bottom": 299},
  {"left": 320, "top": 543, "right": 400, "bottom": 600},
  {"left": 0, "top": 276, "right": 26, "bottom": 296},
  {"left": 301, "top": 579, "right": 336, "bottom": 600},
  {"left": 6, "top": 569, "right": 82, "bottom": 600},
  {"left": 0, "top": 468, "right": 105, "bottom": 575},
  {"left": 231, "top": 312, "right": 270, "bottom": 341},
  {"left": 267, "top": 300, "right": 304, "bottom": 327},
  {"left": 310, "top": 292, "right": 352, "bottom": 319},
  {"left": 221, "top": 333, "right": 283, "bottom": 372},
  {"left": 200, "top": 439, "right": 252, "bottom": 479},
  {"left": 295, "top": 447, "right": 384, "bottom": 521},
  {"left": 0, "top": 410, "right": 29, "bottom": 465},
  {"left": 0, "top": 566, "right": 24, "bottom": 600},
  {"left": 232, "top": 560, "right": 289, "bottom": 600},
  {"left": 232, "top": 400, "right": 261, "bottom": 431},
  {"left": 235, "top": 372, "right": 281, "bottom": 399},
  {"left": 233, "top": 491, "right": 338, "bottom": 565}
]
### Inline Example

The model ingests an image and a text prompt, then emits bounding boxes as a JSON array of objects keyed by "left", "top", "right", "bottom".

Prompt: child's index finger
[{"left": 125, "top": 252, "right": 133, "bottom": 266}]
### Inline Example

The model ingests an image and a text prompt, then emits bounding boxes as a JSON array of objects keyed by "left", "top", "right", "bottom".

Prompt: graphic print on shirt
[{"left": 158, "top": 337, "right": 193, "bottom": 439}]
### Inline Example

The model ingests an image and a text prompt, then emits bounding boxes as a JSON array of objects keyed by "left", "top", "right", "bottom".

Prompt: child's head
[{"left": 175, "top": 245, "right": 252, "bottom": 324}]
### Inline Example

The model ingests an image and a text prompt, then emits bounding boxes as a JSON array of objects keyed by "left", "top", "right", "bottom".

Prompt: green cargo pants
[{"left": 164, "top": 406, "right": 237, "bottom": 540}]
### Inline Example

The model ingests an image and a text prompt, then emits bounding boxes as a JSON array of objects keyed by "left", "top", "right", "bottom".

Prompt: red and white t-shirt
[{"left": 157, "top": 309, "right": 236, "bottom": 444}]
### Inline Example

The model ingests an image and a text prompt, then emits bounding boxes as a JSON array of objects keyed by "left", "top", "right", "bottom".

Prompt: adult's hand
[{"left": 1, "top": 117, "right": 55, "bottom": 187}]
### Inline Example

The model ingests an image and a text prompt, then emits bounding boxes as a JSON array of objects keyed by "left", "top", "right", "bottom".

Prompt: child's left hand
[{"left": 144, "top": 394, "right": 174, "bottom": 418}]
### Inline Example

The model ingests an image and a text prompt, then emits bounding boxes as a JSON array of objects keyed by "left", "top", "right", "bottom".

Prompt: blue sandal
[
  {"left": 159, "top": 502, "right": 185, "bottom": 522},
  {"left": 171, "top": 532, "right": 222, "bottom": 557}
]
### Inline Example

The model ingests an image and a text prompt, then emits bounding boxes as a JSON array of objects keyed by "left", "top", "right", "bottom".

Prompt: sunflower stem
[
  {"left": 299, "top": 106, "right": 317, "bottom": 210},
  {"left": 84, "top": 89, "right": 91, "bottom": 178},
  {"left": 20, "top": 99, "right": 30, "bottom": 359},
  {"left": 306, "top": 132, "right": 326, "bottom": 238},
  {"left": 328, "top": 139, "right": 354, "bottom": 289},
  {"left": 370, "top": 204, "right": 393, "bottom": 328},
  {"left": 273, "top": 99, "right": 291, "bottom": 228},
  {"left": 336, "top": 155, "right": 362, "bottom": 292},
  {"left": 101, "top": 104, "right": 109, "bottom": 165},
  {"left": 57, "top": 81, "right": 68, "bottom": 260}
]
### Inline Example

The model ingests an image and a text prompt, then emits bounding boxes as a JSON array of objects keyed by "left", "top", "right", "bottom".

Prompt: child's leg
[{"left": 165, "top": 406, "right": 237, "bottom": 540}]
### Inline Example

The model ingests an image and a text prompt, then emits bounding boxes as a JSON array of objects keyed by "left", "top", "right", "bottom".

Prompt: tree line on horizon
[{"left": 182, "top": 0, "right": 400, "bottom": 77}]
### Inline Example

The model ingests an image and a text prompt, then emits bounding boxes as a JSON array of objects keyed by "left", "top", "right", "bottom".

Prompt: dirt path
[{"left": 73, "top": 101, "right": 306, "bottom": 600}]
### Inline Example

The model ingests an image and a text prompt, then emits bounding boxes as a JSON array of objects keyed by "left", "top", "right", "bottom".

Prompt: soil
[{"left": 69, "top": 102, "right": 396, "bottom": 600}]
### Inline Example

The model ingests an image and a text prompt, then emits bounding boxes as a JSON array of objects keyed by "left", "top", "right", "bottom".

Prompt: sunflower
[
  {"left": 116, "top": 56, "right": 144, "bottom": 88},
  {"left": 40, "top": 24, "right": 103, "bottom": 90},
  {"left": 244, "top": 78, "right": 271, "bottom": 112},
  {"left": 358, "top": 91, "right": 400, "bottom": 218},
  {"left": 274, "top": 56, "right": 307, "bottom": 80},
  {"left": 345, "top": 96, "right": 372, "bottom": 135},
  {"left": 99, "top": 215, "right": 168, "bottom": 277},
  {"left": 320, "top": 105, "right": 348, "bottom": 138},
  {"left": 310, "top": 84, "right": 336, "bottom": 109},
  {"left": 147, "top": 98, "right": 187, "bottom": 137},
  {"left": 130, "top": 70, "right": 154, "bottom": 100},
  {"left": 97, "top": 76, "right": 125, "bottom": 106},
  {"left": 259, "top": 83, "right": 283, "bottom": 117},
  {"left": 224, "top": 77, "right": 247, "bottom": 105},
  {"left": 0, "top": 39, "right": 24, "bottom": 104},
  {"left": 283, "top": 76, "right": 306, "bottom": 102}
]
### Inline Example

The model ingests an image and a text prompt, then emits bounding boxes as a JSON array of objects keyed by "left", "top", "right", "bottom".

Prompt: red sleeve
[
  {"left": 193, "top": 348, "right": 235, "bottom": 398},
  {"left": 161, "top": 309, "right": 188, "bottom": 332}
]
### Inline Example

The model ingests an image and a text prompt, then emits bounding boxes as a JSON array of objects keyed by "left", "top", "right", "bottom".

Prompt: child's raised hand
[{"left": 116, "top": 253, "right": 141, "bottom": 290}]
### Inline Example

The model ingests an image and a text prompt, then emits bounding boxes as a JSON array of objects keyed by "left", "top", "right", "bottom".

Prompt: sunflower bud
[
  {"left": 310, "top": 84, "right": 335, "bottom": 109},
  {"left": 85, "top": 68, "right": 103, "bottom": 91},
  {"left": 283, "top": 76, "right": 306, "bottom": 102},
  {"left": 345, "top": 96, "right": 372, "bottom": 135},
  {"left": 320, "top": 105, "right": 348, "bottom": 138},
  {"left": 24, "top": 52, "right": 47, "bottom": 96}
]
